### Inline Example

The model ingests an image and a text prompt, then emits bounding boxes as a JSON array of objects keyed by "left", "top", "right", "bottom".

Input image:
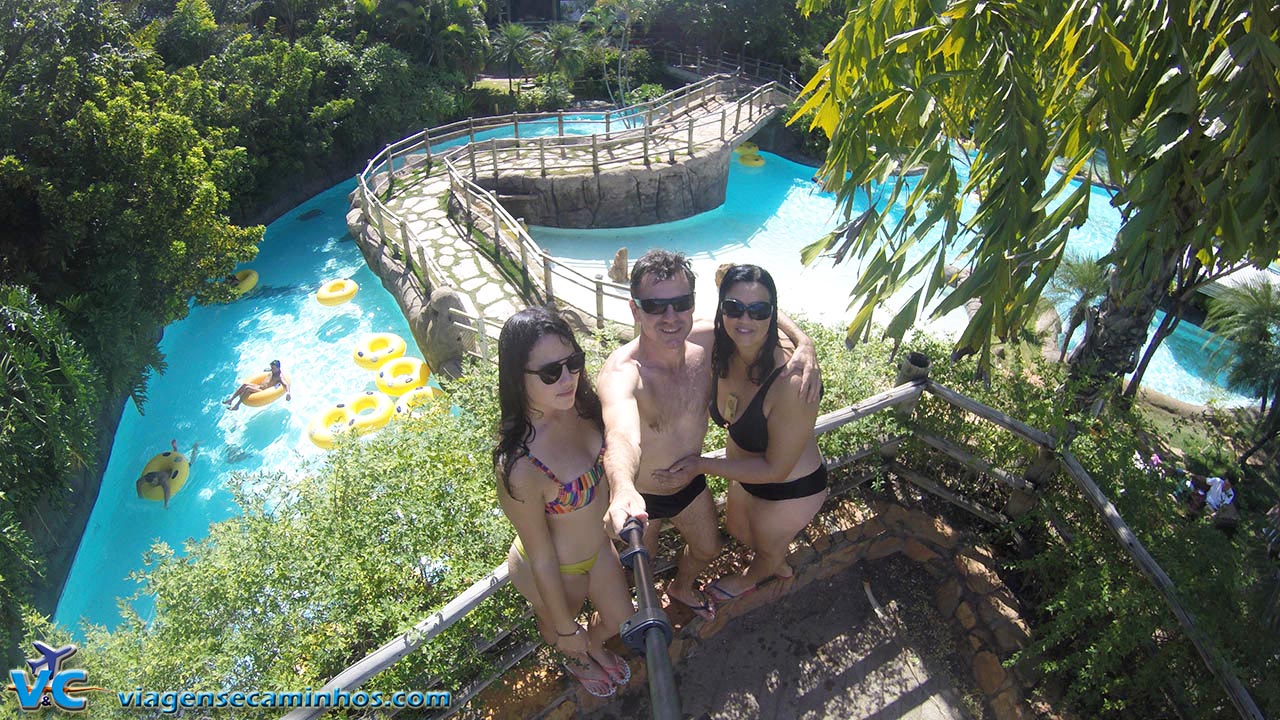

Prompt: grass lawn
[{"left": 473, "top": 78, "right": 514, "bottom": 94}]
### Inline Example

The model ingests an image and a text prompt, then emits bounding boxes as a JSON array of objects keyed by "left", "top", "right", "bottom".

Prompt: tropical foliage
[
  {"left": 888, "top": 331, "right": 1279, "bottom": 718},
  {"left": 1205, "top": 279, "right": 1280, "bottom": 461},
  {"left": 646, "top": 0, "right": 845, "bottom": 69},
  {"left": 531, "top": 23, "right": 589, "bottom": 81},
  {"left": 490, "top": 22, "right": 534, "bottom": 93},
  {"left": 0, "top": 285, "right": 100, "bottom": 663},
  {"left": 1046, "top": 254, "right": 1111, "bottom": 362},
  {"left": 0, "top": 0, "right": 484, "bottom": 666},
  {"left": 791, "top": 0, "right": 1280, "bottom": 414}
]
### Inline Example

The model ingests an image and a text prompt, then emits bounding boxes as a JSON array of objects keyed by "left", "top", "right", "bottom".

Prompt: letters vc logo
[{"left": 6, "top": 642, "right": 99, "bottom": 712}]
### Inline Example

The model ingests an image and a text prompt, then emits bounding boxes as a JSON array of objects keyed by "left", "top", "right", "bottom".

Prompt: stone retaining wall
[{"left": 480, "top": 149, "right": 731, "bottom": 229}]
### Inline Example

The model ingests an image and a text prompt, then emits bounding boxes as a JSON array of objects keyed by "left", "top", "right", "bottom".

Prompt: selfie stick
[{"left": 618, "top": 517, "right": 680, "bottom": 720}]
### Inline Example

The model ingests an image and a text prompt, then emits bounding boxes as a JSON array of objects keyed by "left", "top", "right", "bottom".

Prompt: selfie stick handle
[{"left": 618, "top": 517, "right": 680, "bottom": 720}]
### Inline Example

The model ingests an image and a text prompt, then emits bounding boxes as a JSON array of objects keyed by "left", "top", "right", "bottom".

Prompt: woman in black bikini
[
  {"left": 494, "top": 308, "right": 633, "bottom": 698},
  {"left": 657, "top": 264, "right": 828, "bottom": 601}
]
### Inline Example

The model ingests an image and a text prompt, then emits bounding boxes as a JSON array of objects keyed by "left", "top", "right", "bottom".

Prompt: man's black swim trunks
[{"left": 641, "top": 474, "right": 708, "bottom": 519}]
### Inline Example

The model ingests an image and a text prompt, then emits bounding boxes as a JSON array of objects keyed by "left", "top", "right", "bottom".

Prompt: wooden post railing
[{"left": 288, "top": 371, "right": 1264, "bottom": 719}]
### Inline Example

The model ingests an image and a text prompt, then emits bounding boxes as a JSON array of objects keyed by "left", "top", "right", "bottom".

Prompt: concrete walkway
[{"left": 583, "top": 556, "right": 979, "bottom": 720}]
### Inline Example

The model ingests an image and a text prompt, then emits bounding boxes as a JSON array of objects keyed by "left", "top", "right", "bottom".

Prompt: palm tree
[
  {"left": 490, "top": 22, "right": 533, "bottom": 94},
  {"left": 1204, "top": 278, "right": 1280, "bottom": 463},
  {"left": 1046, "top": 255, "right": 1110, "bottom": 363},
  {"left": 530, "top": 23, "right": 587, "bottom": 83},
  {"left": 1203, "top": 278, "right": 1274, "bottom": 461}
]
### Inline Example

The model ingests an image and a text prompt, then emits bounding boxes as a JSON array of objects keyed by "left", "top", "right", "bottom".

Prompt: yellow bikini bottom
[{"left": 513, "top": 537, "right": 599, "bottom": 576}]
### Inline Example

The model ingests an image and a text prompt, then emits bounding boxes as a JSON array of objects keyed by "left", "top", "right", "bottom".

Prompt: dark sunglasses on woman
[
  {"left": 634, "top": 293, "right": 695, "bottom": 315},
  {"left": 720, "top": 298, "right": 774, "bottom": 321},
  {"left": 525, "top": 351, "right": 586, "bottom": 385}
]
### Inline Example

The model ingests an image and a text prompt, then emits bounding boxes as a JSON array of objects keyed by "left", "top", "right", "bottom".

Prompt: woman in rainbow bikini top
[{"left": 493, "top": 308, "right": 634, "bottom": 699}]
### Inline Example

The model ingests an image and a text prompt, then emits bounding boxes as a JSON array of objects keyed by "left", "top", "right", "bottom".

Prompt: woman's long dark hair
[
  {"left": 712, "top": 264, "right": 780, "bottom": 384},
  {"left": 492, "top": 307, "right": 603, "bottom": 498}
]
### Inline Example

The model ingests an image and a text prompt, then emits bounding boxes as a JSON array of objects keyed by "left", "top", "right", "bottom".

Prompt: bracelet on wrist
[{"left": 556, "top": 623, "right": 584, "bottom": 638}]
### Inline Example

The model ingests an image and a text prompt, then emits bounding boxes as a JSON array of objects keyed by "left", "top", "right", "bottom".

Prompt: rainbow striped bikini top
[{"left": 528, "top": 444, "right": 606, "bottom": 515}]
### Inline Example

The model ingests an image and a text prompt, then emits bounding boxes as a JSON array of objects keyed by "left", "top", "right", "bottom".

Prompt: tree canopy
[
  {"left": 793, "top": 0, "right": 1280, "bottom": 411},
  {"left": 0, "top": 0, "right": 484, "bottom": 664}
]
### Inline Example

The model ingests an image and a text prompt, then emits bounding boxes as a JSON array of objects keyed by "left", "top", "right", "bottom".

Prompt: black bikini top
[{"left": 709, "top": 366, "right": 786, "bottom": 454}]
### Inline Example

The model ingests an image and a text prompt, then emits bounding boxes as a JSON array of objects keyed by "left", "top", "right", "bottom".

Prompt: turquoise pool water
[
  {"left": 532, "top": 150, "right": 1251, "bottom": 407},
  {"left": 56, "top": 122, "right": 1250, "bottom": 634},
  {"left": 54, "top": 180, "right": 433, "bottom": 631}
]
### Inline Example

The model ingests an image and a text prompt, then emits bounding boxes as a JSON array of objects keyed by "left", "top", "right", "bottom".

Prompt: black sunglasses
[
  {"left": 525, "top": 351, "right": 586, "bottom": 385},
  {"left": 721, "top": 298, "right": 774, "bottom": 321},
  {"left": 634, "top": 293, "right": 695, "bottom": 315}
]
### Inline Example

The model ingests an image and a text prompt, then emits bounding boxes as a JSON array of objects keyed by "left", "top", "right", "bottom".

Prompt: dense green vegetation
[
  {"left": 899, "top": 335, "right": 1278, "bottom": 717},
  {"left": 3, "top": 0, "right": 1277, "bottom": 715},
  {"left": 0, "top": 286, "right": 102, "bottom": 661}
]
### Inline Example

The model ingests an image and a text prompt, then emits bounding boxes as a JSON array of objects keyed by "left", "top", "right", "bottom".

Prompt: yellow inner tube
[
  {"left": 316, "top": 278, "right": 359, "bottom": 306},
  {"left": 734, "top": 141, "right": 759, "bottom": 155},
  {"left": 376, "top": 357, "right": 429, "bottom": 396},
  {"left": 394, "top": 385, "right": 447, "bottom": 418},
  {"left": 309, "top": 403, "right": 355, "bottom": 450},
  {"left": 240, "top": 371, "right": 289, "bottom": 408},
  {"left": 233, "top": 269, "right": 258, "bottom": 296},
  {"left": 139, "top": 451, "right": 189, "bottom": 502},
  {"left": 350, "top": 391, "right": 395, "bottom": 434},
  {"left": 353, "top": 333, "right": 407, "bottom": 370},
  {"left": 739, "top": 153, "right": 764, "bottom": 167}
]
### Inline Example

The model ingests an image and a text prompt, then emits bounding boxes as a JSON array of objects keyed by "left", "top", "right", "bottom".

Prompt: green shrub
[
  {"left": 578, "top": 47, "right": 660, "bottom": 101},
  {"left": 155, "top": 0, "right": 219, "bottom": 67},
  {"left": 779, "top": 97, "right": 830, "bottom": 160},
  {"left": 466, "top": 86, "right": 517, "bottom": 117},
  {"left": 0, "top": 284, "right": 101, "bottom": 665},
  {"left": 624, "top": 83, "right": 667, "bottom": 105},
  {"left": 516, "top": 77, "right": 573, "bottom": 112}
]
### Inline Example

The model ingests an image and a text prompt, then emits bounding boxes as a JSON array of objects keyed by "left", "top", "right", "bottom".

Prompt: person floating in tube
[
  {"left": 136, "top": 439, "right": 199, "bottom": 509},
  {"left": 223, "top": 359, "right": 291, "bottom": 411}
]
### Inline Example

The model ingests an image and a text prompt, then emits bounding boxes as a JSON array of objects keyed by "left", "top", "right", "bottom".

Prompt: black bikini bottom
[
  {"left": 642, "top": 474, "right": 708, "bottom": 520},
  {"left": 742, "top": 464, "right": 828, "bottom": 501}
]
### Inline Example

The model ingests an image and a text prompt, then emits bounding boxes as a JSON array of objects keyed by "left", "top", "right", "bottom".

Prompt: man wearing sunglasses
[{"left": 597, "top": 249, "right": 821, "bottom": 621}]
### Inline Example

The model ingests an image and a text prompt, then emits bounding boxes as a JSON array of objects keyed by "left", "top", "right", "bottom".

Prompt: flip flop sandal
[
  {"left": 562, "top": 660, "right": 616, "bottom": 698},
  {"left": 669, "top": 587, "right": 717, "bottom": 621},
  {"left": 592, "top": 648, "right": 632, "bottom": 686},
  {"left": 707, "top": 579, "right": 758, "bottom": 602}
]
